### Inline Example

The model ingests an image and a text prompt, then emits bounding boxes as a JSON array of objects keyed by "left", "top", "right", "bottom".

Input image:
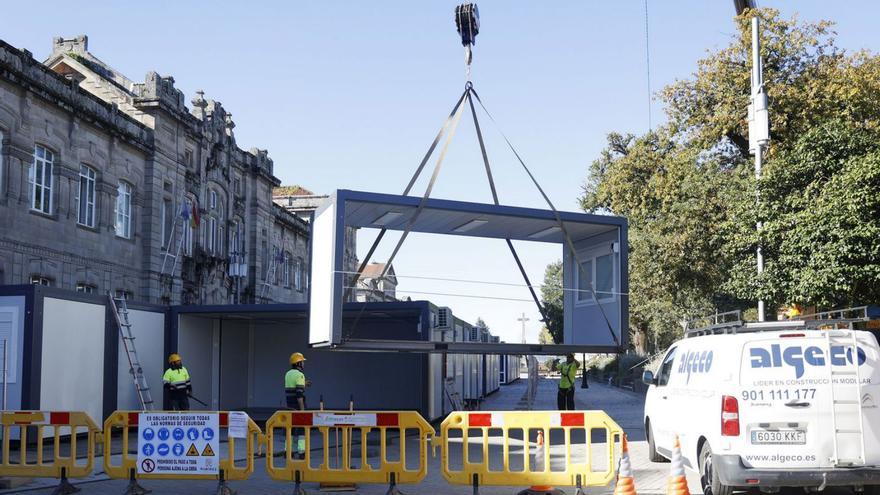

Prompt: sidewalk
[{"left": 9, "top": 377, "right": 701, "bottom": 495}]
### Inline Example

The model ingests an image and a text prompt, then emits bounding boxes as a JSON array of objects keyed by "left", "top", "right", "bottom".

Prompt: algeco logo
[
  {"left": 676, "top": 349, "right": 714, "bottom": 383},
  {"left": 749, "top": 344, "right": 867, "bottom": 378}
]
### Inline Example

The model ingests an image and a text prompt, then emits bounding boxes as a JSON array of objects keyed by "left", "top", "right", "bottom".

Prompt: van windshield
[{"left": 657, "top": 347, "right": 677, "bottom": 386}]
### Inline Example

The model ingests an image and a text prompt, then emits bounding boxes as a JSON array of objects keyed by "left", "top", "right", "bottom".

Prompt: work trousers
[
  {"left": 557, "top": 387, "right": 575, "bottom": 410},
  {"left": 287, "top": 398, "right": 306, "bottom": 456},
  {"left": 169, "top": 394, "right": 190, "bottom": 411}
]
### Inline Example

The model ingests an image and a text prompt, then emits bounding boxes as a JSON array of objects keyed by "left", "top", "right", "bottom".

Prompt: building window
[
  {"left": 76, "top": 164, "right": 97, "bottom": 227},
  {"left": 115, "top": 182, "right": 132, "bottom": 238},
  {"left": 114, "top": 289, "right": 133, "bottom": 301},
  {"left": 282, "top": 251, "right": 292, "bottom": 287},
  {"left": 261, "top": 238, "right": 268, "bottom": 280},
  {"left": 161, "top": 199, "right": 173, "bottom": 249},
  {"left": 234, "top": 177, "right": 241, "bottom": 196},
  {"left": 273, "top": 247, "right": 282, "bottom": 285},
  {"left": 0, "top": 130, "right": 4, "bottom": 196},
  {"left": 208, "top": 217, "right": 217, "bottom": 254},
  {"left": 576, "top": 252, "right": 616, "bottom": 303},
  {"left": 294, "top": 257, "right": 304, "bottom": 292},
  {"left": 229, "top": 221, "right": 242, "bottom": 258},
  {"left": 209, "top": 190, "right": 217, "bottom": 210},
  {"left": 30, "top": 275, "right": 52, "bottom": 286},
  {"left": 595, "top": 254, "right": 614, "bottom": 300},
  {"left": 30, "top": 145, "right": 54, "bottom": 214},
  {"left": 576, "top": 259, "right": 593, "bottom": 302},
  {"left": 184, "top": 149, "right": 193, "bottom": 168},
  {"left": 183, "top": 221, "right": 193, "bottom": 256},
  {"left": 76, "top": 283, "right": 96, "bottom": 294},
  {"left": 216, "top": 205, "right": 224, "bottom": 255}
]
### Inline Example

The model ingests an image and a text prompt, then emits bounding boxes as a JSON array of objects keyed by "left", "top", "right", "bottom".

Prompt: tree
[
  {"left": 725, "top": 119, "right": 880, "bottom": 307},
  {"left": 543, "top": 358, "right": 560, "bottom": 373},
  {"left": 539, "top": 261, "right": 564, "bottom": 344},
  {"left": 538, "top": 327, "right": 554, "bottom": 345},
  {"left": 475, "top": 317, "right": 489, "bottom": 331},
  {"left": 581, "top": 8, "right": 880, "bottom": 352}
]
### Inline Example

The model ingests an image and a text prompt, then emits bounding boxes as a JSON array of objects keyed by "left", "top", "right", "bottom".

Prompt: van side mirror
[{"left": 642, "top": 370, "right": 655, "bottom": 385}]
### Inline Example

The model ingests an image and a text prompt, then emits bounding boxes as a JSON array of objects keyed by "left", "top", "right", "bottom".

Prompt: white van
[{"left": 642, "top": 317, "right": 880, "bottom": 495}]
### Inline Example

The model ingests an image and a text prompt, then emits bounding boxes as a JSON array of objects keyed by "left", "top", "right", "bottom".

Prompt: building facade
[
  {"left": 273, "top": 191, "right": 360, "bottom": 300},
  {"left": 0, "top": 35, "right": 308, "bottom": 304},
  {"left": 355, "top": 262, "right": 398, "bottom": 302}
]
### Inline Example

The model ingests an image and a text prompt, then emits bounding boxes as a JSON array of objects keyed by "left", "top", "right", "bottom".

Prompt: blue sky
[{"left": 4, "top": 1, "right": 878, "bottom": 344}]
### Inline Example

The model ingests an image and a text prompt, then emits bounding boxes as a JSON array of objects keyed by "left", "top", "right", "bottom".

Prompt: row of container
[
  {"left": 428, "top": 307, "right": 522, "bottom": 416},
  {"left": 0, "top": 286, "right": 522, "bottom": 425}
]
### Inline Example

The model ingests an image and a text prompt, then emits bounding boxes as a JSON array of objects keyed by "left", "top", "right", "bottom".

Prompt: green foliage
[
  {"left": 725, "top": 120, "right": 880, "bottom": 307},
  {"left": 543, "top": 358, "right": 560, "bottom": 372},
  {"left": 475, "top": 317, "right": 489, "bottom": 331},
  {"left": 581, "top": 8, "right": 880, "bottom": 352},
  {"left": 538, "top": 326, "right": 554, "bottom": 345},
  {"left": 539, "top": 260, "right": 563, "bottom": 344}
]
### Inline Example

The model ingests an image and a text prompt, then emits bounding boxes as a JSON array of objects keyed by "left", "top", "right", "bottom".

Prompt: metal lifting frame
[{"left": 347, "top": 84, "right": 620, "bottom": 348}]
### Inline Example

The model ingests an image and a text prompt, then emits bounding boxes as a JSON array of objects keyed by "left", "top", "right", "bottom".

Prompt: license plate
[{"left": 751, "top": 429, "right": 806, "bottom": 445}]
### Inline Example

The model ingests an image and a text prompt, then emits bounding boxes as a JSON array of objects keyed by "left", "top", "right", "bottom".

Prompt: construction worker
[
  {"left": 785, "top": 304, "right": 802, "bottom": 320},
  {"left": 285, "top": 352, "right": 309, "bottom": 459},
  {"left": 163, "top": 353, "right": 192, "bottom": 411},
  {"left": 557, "top": 353, "right": 579, "bottom": 410}
]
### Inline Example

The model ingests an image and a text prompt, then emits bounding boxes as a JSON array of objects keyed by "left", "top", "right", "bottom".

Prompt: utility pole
[
  {"left": 735, "top": 1, "right": 770, "bottom": 321},
  {"left": 517, "top": 313, "right": 529, "bottom": 344}
]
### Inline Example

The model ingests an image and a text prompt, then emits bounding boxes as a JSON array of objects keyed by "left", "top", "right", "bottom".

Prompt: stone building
[
  {"left": 273, "top": 190, "right": 358, "bottom": 294},
  {"left": 272, "top": 190, "right": 401, "bottom": 304},
  {"left": 355, "top": 262, "right": 398, "bottom": 302},
  {"left": 0, "top": 35, "right": 308, "bottom": 304}
]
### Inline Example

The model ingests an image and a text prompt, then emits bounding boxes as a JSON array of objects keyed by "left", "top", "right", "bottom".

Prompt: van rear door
[{"left": 737, "top": 330, "right": 879, "bottom": 469}]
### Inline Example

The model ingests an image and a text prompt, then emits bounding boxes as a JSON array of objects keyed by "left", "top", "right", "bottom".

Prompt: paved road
[{"left": 5, "top": 378, "right": 698, "bottom": 495}]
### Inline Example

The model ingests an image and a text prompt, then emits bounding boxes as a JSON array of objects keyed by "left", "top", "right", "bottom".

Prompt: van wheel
[
  {"left": 700, "top": 443, "right": 734, "bottom": 495},
  {"left": 646, "top": 421, "right": 666, "bottom": 463}
]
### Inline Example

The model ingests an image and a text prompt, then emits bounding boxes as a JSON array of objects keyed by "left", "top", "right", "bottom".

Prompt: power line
[
  {"left": 337, "top": 270, "right": 630, "bottom": 296},
  {"left": 344, "top": 286, "right": 535, "bottom": 303}
]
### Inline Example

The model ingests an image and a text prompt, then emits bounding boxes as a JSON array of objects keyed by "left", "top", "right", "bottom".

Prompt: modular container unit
[
  {"left": 500, "top": 354, "right": 522, "bottom": 385},
  {"left": 483, "top": 353, "right": 500, "bottom": 395},
  {"left": 0, "top": 285, "right": 167, "bottom": 431},
  {"left": 172, "top": 301, "right": 438, "bottom": 421},
  {"left": 461, "top": 323, "right": 484, "bottom": 402}
]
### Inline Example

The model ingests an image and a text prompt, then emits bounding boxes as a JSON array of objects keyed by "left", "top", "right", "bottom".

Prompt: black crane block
[{"left": 455, "top": 3, "right": 480, "bottom": 47}]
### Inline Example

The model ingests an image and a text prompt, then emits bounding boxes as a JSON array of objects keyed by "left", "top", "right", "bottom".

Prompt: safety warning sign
[{"left": 137, "top": 413, "right": 219, "bottom": 475}]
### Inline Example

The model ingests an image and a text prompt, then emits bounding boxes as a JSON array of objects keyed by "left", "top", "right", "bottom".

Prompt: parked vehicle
[{"left": 643, "top": 309, "right": 880, "bottom": 495}]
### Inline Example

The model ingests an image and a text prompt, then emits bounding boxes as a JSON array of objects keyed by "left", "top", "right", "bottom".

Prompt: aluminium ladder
[
  {"left": 109, "top": 294, "right": 154, "bottom": 411},
  {"left": 825, "top": 328, "right": 866, "bottom": 466},
  {"left": 159, "top": 215, "right": 186, "bottom": 279},
  {"left": 443, "top": 377, "right": 464, "bottom": 412},
  {"left": 258, "top": 247, "right": 281, "bottom": 302}
]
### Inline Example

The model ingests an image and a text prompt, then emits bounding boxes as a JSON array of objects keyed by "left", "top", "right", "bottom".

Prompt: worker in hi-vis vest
[
  {"left": 163, "top": 353, "right": 192, "bottom": 411},
  {"left": 557, "top": 353, "right": 580, "bottom": 410},
  {"left": 285, "top": 352, "right": 310, "bottom": 459}
]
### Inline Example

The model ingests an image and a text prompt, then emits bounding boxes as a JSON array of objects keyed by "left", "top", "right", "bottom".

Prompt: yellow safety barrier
[
  {"left": 265, "top": 410, "right": 434, "bottom": 493},
  {"left": 437, "top": 410, "right": 623, "bottom": 494},
  {"left": 0, "top": 410, "right": 101, "bottom": 492},
  {"left": 103, "top": 411, "right": 264, "bottom": 494}
]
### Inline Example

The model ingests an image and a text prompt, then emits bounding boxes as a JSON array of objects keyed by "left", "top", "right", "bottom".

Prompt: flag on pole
[
  {"left": 179, "top": 200, "right": 191, "bottom": 220},
  {"left": 190, "top": 199, "right": 200, "bottom": 228}
]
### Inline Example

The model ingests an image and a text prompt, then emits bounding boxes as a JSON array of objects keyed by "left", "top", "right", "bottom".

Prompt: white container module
[{"left": 500, "top": 354, "right": 522, "bottom": 385}]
